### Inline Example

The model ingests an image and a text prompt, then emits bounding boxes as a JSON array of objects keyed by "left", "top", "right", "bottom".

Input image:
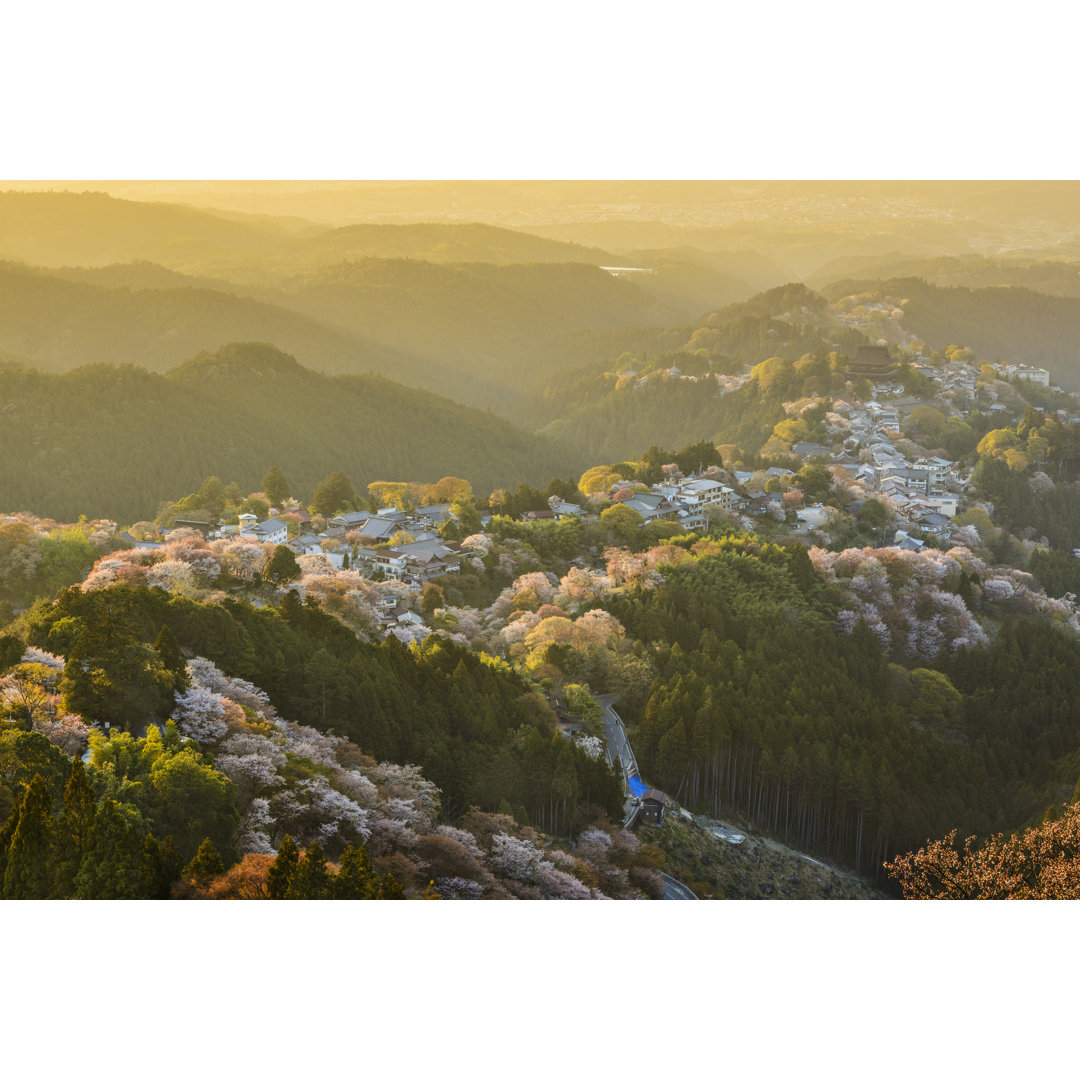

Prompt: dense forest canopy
[{"left": 0, "top": 344, "right": 588, "bottom": 521}]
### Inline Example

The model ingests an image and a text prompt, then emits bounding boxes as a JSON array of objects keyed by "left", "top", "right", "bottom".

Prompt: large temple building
[{"left": 847, "top": 344, "right": 898, "bottom": 380}]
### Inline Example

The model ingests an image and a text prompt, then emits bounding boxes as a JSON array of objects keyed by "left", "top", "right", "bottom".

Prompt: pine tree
[
  {"left": 266, "top": 834, "right": 299, "bottom": 899},
  {"left": 184, "top": 837, "right": 225, "bottom": 883}
]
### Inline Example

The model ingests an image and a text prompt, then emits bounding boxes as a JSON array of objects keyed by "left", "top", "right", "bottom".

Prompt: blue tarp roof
[{"left": 627, "top": 774, "right": 649, "bottom": 798}]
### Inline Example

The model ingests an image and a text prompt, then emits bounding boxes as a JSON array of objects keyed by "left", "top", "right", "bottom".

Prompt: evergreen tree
[
  {"left": 264, "top": 545, "right": 301, "bottom": 586},
  {"left": 0, "top": 632, "right": 22, "bottom": 674},
  {"left": 74, "top": 799, "right": 155, "bottom": 899},
  {"left": 784, "top": 543, "right": 819, "bottom": 595},
  {"left": 54, "top": 757, "right": 97, "bottom": 894},
  {"left": 145, "top": 834, "right": 184, "bottom": 900},
  {"left": 278, "top": 588, "right": 305, "bottom": 623},
  {"left": 266, "top": 834, "right": 299, "bottom": 899},
  {"left": 184, "top": 837, "right": 225, "bottom": 883},
  {"left": 196, "top": 476, "right": 227, "bottom": 517},
  {"left": 153, "top": 624, "right": 189, "bottom": 693},
  {"left": 60, "top": 600, "right": 172, "bottom": 730},
  {"left": 309, "top": 472, "right": 357, "bottom": 518},
  {"left": 2, "top": 775, "right": 56, "bottom": 899},
  {"left": 288, "top": 841, "right": 330, "bottom": 899},
  {"left": 378, "top": 873, "right": 405, "bottom": 900},
  {"left": 0, "top": 797, "right": 20, "bottom": 887},
  {"left": 0, "top": 730, "right": 71, "bottom": 801},
  {"left": 262, "top": 466, "right": 290, "bottom": 508},
  {"left": 334, "top": 842, "right": 378, "bottom": 899}
]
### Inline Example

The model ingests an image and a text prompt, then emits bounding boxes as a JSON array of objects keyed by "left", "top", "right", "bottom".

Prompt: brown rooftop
[{"left": 848, "top": 344, "right": 898, "bottom": 379}]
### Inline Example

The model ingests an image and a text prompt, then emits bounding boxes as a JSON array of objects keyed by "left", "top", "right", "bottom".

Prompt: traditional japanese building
[{"left": 847, "top": 344, "right": 898, "bottom": 381}]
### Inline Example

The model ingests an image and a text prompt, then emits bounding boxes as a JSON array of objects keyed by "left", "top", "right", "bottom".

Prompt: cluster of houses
[
  {"left": 527, "top": 482, "right": 744, "bottom": 532},
  {"left": 172, "top": 503, "right": 465, "bottom": 588},
  {"left": 775, "top": 429, "right": 966, "bottom": 549},
  {"left": 297, "top": 505, "right": 464, "bottom": 584},
  {"left": 151, "top": 346, "right": 1072, "bottom": 610},
  {"left": 745, "top": 345, "right": 1068, "bottom": 550}
]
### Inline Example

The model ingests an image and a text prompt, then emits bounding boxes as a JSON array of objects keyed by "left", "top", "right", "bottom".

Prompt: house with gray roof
[
  {"left": 240, "top": 517, "right": 288, "bottom": 545},
  {"left": 329, "top": 510, "right": 376, "bottom": 530},
  {"left": 791, "top": 441, "right": 830, "bottom": 461},
  {"left": 621, "top": 493, "right": 680, "bottom": 523}
]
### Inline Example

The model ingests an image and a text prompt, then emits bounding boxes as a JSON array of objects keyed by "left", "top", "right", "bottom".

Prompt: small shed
[{"left": 639, "top": 788, "right": 668, "bottom": 826}]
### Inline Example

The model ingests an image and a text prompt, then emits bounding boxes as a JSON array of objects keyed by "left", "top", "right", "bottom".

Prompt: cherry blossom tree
[{"left": 172, "top": 686, "right": 229, "bottom": 742}]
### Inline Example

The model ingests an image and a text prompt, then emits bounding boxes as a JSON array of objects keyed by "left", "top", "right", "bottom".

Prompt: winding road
[
  {"left": 596, "top": 693, "right": 698, "bottom": 900},
  {"left": 596, "top": 693, "right": 639, "bottom": 779}
]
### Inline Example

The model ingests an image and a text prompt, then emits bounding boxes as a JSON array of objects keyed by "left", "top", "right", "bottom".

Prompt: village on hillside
[{"left": 106, "top": 343, "right": 1078, "bottom": 648}]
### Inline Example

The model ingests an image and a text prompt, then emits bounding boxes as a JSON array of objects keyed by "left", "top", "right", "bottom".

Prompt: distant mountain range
[
  {"left": 0, "top": 343, "right": 588, "bottom": 522},
  {"left": 6, "top": 187, "right": 1080, "bottom": 473}
]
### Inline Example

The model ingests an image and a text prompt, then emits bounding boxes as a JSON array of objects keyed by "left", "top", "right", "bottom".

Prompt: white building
[{"left": 240, "top": 516, "right": 289, "bottom": 546}]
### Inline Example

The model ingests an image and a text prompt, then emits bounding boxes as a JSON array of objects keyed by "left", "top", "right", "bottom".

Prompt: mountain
[
  {"left": 251, "top": 258, "right": 678, "bottom": 404},
  {"left": 822, "top": 276, "right": 1080, "bottom": 388},
  {"left": 513, "top": 284, "right": 869, "bottom": 458},
  {"left": 0, "top": 254, "right": 687, "bottom": 409},
  {"left": 0, "top": 190, "right": 291, "bottom": 267},
  {"left": 288, "top": 222, "right": 617, "bottom": 266},
  {"left": 46, "top": 260, "right": 236, "bottom": 292},
  {"left": 0, "top": 343, "right": 588, "bottom": 521},
  {"left": 0, "top": 263, "right": 416, "bottom": 379},
  {"left": 0, "top": 191, "right": 615, "bottom": 275},
  {"left": 814, "top": 253, "right": 1080, "bottom": 298}
]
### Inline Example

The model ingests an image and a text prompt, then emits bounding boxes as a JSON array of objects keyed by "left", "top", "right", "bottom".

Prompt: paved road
[
  {"left": 660, "top": 872, "right": 699, "bottom": 900},
  {"left": 596, "top": 694, "right": 697, "bottom": 900},
  {"left": 596, "top": 693, "right": 638, "bottom": 777}
]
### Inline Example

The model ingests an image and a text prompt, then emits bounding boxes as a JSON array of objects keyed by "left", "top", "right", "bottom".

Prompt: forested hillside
[
  {"left": 0, "top": 344, "right": 588, "bottom": 521},
  {"left": 0, "top": 264, "right": 418, "bottom": 380},
  {"left": 257, "top": 258, "right": 676, "bottom": 403},
  {"left": 814, "top": 253, "right": 1080, "bottom": 297},
  {"left": 515, "top": 284, "right": 870, "bottom": 457},
  {"left": 0, "top": 255, "right": 686, "bottom": 409},
  {"left": 0, "top": 584, "right": 642, "bottom": 900},
  {"left": 604, "top": 540, "right": 1080, "bottom": 875},
  {"left": 822, "top": 276, "right": 1080, "bottom": 388},
  {"left": 21, "top": 584, "right": 623, "bottom": 828},
  {"left": 0, "top": 190, "right": 294, "bottom": 267}
]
